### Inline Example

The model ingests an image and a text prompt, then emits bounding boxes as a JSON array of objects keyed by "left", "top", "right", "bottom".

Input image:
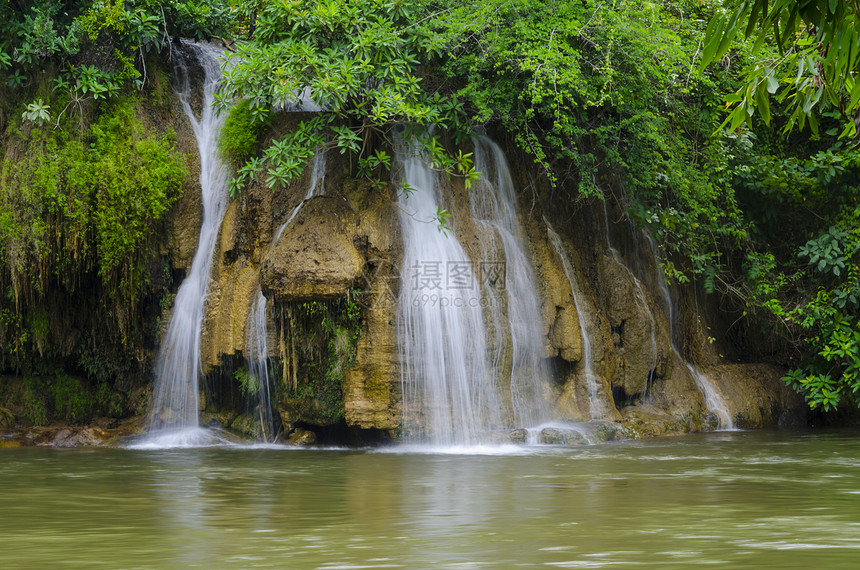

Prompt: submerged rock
[
  {"left": 589, "top": 421, "right": 636, "bottom": 442},
  {"left": 509, "top": 428, "right": 528, "bottom": 443}
]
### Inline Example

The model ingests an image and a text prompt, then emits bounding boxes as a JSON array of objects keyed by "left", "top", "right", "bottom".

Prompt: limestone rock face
[
  {"left": 343, "top": 262, "right": 401, "bottom": 430},
  {"left": 190, "top": 129, "right": 809, "bottom": 441},
  {"left": 200, "top": 257, "right": 260, "bottom": 372},
  {"left": 598, "top": 255, "right": 660, "bottom": 398},
  {"left": 261, "top": 197, "right": 364, "bottom": 302},
  {"left": 341, "top": 180, "right": 401, "bottom": 431},
  {"left": 700, "top": 364, "right": 807, "bottom": 428},
  {"left": 163, "top": 70, "right": 204, "bottom": 273},
  {"left": 532, "top": 229, "right": 584, "bottom": 363}
]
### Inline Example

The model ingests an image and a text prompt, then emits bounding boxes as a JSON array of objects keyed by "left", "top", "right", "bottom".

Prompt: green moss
[
  {"left": 50, "top": 375, "right": 91, "bottom": 423},
  {"left": 219, "top": 99, "right": 264, "bottom": 168},
  {"left": 0, "top": 80, "right": 185, "bottom": 418},
  {"left": 21, "top": 377, "right": 48, "bottom": 426},
  {"left": 277, "top": 293, "right": 363, "bottom": 424}
]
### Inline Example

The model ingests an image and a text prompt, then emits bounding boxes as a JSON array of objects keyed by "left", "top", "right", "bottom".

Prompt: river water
[{"left": 2, "top": 430, "right": 860, "bottom": 568}]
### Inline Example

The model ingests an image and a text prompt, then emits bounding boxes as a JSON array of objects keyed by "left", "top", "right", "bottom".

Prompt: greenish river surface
[{"left": 2, "top": 430, "right": 860, "bottom": 568}]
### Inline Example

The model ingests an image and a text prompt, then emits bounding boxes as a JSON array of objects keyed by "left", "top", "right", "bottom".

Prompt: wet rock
[
  {"left": 35, "top": 427, "right": 107, "bottom": 447},
  {"left": 698, "top": 364, "right": 807, "bottom": 428},
  {"left": 590, "top": 421, "right": 636, "bottom": 442},
  {"left": 598, "top": 255, "right": 660, "bottom": 398},
  {"left": 231, "top": 412, "right": 263, "bottom": 439},
  {"left": 509, "top": 428, "right": 528, "bottom": 443},
  {"left": 261, "top": 197, "right": 364, "bottom": 302},
  {"left": 539, "top": 427, "right": 589, "bottom": 446},
  {"left": 200, "top": 259, "right": 260, "bottom": 372},
  {"left": 341, "top": 181, "right": 402, "bottom": 431},
  {"left": 287, "top": 428, "right": 317, "bottom": 446},
  {"left": 343, "top": 261, "right": 401, "bottom": 431}
]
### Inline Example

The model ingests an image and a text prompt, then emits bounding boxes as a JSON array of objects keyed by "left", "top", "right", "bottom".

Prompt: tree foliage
[
  {"left": 701, "top": 0, "right": 860, "bottom": 138},
  {"left": 1, "top": 0, "right": 859, "bottom": 416},
  {"left": 216, "top": 0, "right": 477, "bottom": 196}
]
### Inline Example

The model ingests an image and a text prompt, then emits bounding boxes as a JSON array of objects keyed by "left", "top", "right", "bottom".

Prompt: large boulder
[{"left": 261, "top": 197, "right": 364, "bottom": 301}]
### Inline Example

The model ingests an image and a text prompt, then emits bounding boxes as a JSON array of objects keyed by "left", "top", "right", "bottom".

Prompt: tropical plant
[
  {"left": 701, "top": 0, "right": 860, "bottom": 137},
  {"left": 215, "top": 0, "right": 476, "bottom": 195}
]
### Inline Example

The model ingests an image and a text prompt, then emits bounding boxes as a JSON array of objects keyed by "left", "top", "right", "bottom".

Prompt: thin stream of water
[
  {"left": 244, "top": 288, "right": 275, "bottom": 441},
  {"left": 242, "top": 148, "right": 328, "bottom": 441},
  {"left": 274, "top": 147, "right": 326, "bottom": 240},
  {"left": 646, "top": 236, "right": 734, "bottom": 428},
  {"left": 471, "top": 136, "right": 550, "bottom": 429},
  {"left": 545, "top": 221, "right": 609, "bottom": 419}
]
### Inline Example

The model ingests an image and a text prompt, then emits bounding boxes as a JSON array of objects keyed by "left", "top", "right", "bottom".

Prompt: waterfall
[
  {"left": 244, "top": 288, "right": 275, "bottom": 441},
  {"left": 242, "top": 149, "right": 327, "bottom": 441},
  {"left": 145, "top": 42, "right": 229, "bottom": 443},
  {"left": 396, "top": 134, "right": 502, "bottom": 446},
  {"left": 471, "top": 136, "right": 550, "bottom": 429},
  {"left": 601, "top": 197, "right": 659, "bottom": 392},
  {"left": 646, "top": 238, "right": 734, "bottom": 428},
  {"left": 545, "top": 223, "right": 609, "bottom": 419},
  {"left": 274, "top": 147, "right": 326, "bottom": 240}
]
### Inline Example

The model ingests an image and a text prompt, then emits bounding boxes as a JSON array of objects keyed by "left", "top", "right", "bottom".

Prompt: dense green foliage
[
  {"left": 1, "top": 98, "right": 185, "bottom": 332},
  {"left": 217, "top": 0, "right": 477, "bottom": 196},
  {"left": 0, "top": 2, "right": 195, "bottom": 422},
  {"left": 692, "top": 0, "right": 860, "bottom": 410},
  {"left": 701, "top": 0, "right": 860, "bottom": 138},
  {"left": 416, "top": 0, "right": 860, "bottom": 412},
  {"left": 1, "top": 0, "right": 859, "bottom": 421}
]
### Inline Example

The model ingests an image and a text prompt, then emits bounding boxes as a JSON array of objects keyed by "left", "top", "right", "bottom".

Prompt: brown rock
[
  {"left": 286, "top": 428, "right": 317, "bottom": 446},
  {"left": 261, "top": 197, "right": 364, "bottom": 301},
  {"left": 699, "top": 363, "right": 807, "bottom": 428}
]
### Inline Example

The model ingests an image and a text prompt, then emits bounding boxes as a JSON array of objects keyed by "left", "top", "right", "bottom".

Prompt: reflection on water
[{"left": 2, "top": 431, "right": 860, "bottom": 568}]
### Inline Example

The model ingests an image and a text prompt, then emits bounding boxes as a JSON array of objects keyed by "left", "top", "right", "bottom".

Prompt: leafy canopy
[
  {"left": 701, "top": 0, "right": 860, "bottom": 138},
  {"left": 215, "top": 0, "right": 477, "bottom": 196}
]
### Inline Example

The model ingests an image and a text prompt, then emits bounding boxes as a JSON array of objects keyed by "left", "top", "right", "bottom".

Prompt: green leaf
[{"left": 766, "top": 75, "right": 779, "bottom": 94}]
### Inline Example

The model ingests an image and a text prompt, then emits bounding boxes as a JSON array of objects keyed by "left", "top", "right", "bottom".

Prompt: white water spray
[
  {"left": 396, "top": 134, "right": 503, "bottom": 446},
  {"left": 244, "top": 288, "right": 275, "bottom": 441},
  {"left": 471, "top": 136, "right": 550, "bottom": 429},
  {"left": 145, "top": 42, "right": 229, "bottom": 444}
]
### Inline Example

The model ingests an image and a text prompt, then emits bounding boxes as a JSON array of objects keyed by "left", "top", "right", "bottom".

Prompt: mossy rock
[{"left": 0, "top": 406, "right": 15, "bottom": 429}]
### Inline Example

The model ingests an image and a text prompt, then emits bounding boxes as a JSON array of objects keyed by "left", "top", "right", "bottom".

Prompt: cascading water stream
[
  {"left": 645, "top": 237, "right": 734, "bottom": 428},
  {"left": 244, "top": 288, "right": 275, "bottom": 441},
  {"left": 601, "top": 197, "right": 659, "bottom": 394},
  {"left": 144, "top": 42, "right": 229, "bottom": 445},
  {"left": 396, "top": 134, "right": 502, "bottom": 446},
  {"left": 545, "top": 222, "right": 609, "bottom": 420},
  {"left": 242, "top": 149, "right": 327, "bottom": 441},
  {"left": 274, "top": 147, "right": 326, "bottom": 240},
  {"left": 471, "top": 136, "right": 550, "bottom": 429}
]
